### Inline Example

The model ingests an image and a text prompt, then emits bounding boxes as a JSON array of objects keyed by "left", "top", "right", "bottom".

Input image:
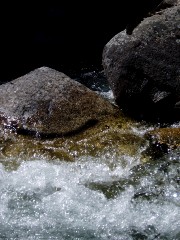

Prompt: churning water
[
  {"left": 0, "top": 151, "right": 179, "bottom": 240},
  {"left": 0, "top": 71, "right": 179, "bottom": 239}
]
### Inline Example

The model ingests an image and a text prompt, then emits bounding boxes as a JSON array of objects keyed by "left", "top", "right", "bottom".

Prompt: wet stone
[
  {"left": 0, "top": 66, "right": 117, "bottom": 137},
  {"left": 143, "top": 127, "right": 180, "bottom": 158}
]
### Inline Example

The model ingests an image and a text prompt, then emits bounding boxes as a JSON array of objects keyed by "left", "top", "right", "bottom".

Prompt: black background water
[{"left": 0, "top": 1, "right": 163, "bottom": 83}]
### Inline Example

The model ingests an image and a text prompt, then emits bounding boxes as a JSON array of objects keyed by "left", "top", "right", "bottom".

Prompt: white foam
[{"left": 0, "top": 155, "right": 179, "bottom": 239}]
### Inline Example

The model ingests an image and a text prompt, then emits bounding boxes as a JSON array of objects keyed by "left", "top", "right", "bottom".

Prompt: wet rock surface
[
  {"left": 146, "top": 127, "right": 180, "bottom": 148},
  {"left": 102, "top": 3, "right": 180, "bottom": 122},
  {"left": 144, "top": 127, "right": 180, "bottom": 158},
  {"left": 0, "top": 113, "right": 148, "bottom": 169},
  {"left": 0, "top": 67, "right": 117, "bottom": 136}
]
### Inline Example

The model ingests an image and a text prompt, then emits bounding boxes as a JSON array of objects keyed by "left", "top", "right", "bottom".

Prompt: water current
[{"left": 0, "top": 70, "right": 179, "bottom": 240}]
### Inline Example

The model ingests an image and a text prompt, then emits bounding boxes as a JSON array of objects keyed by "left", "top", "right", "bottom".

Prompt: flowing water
[{"left": 0, "top": 70, "right": 179, "bottom": 240}]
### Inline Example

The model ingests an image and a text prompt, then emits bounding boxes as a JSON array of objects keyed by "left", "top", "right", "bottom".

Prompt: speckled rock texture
[
  {"left": 102, "top": 3, "right": 180, "bottom": 122},
  {"left": 146, "top": 127, "right": 180, "bottom": 149},
  {"left": 0, "top": 67, "right": 116, "bottom": 136},
  {"left": 144, "top": 127, "right": 180, "bottom": 158}
]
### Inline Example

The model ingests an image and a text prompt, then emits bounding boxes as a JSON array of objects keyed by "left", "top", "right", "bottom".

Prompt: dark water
[{"left": 0, "top": 1, "right": 163, "bottom": 84}]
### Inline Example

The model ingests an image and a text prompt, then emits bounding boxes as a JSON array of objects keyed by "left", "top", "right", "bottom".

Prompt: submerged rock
[
  {"left": 143, "top": 127, "right": 180, "bottom": 158},
  {"left": 0, "top": 66, "right": 117, "bottom": 136},
  {"left": 102, "top": 3, "right": 180, "bottom": 122},
  {"left": 146, "top": 127, "right": 180, "bottom": 148},
  {"left": 0, "top": 113, "right": 147, "bottom": 169}
]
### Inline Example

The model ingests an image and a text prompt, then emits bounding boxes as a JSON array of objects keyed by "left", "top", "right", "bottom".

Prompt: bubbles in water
[{"left": 0, "top": 153, "right": 179, "bottom": 239}]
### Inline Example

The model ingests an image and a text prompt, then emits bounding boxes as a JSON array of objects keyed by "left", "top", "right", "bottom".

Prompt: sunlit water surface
[{"left": 0, "top": 71, "right": 179, "bottom": 240}]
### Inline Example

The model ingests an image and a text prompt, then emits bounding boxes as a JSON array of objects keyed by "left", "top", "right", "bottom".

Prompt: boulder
[
  {"left": 0, "top": 67, "right": 116, "bottom": 136},
  {"left": 125, "top": 0, "right": 173, "bottom": 35},
  {"left": 102, "top": 3, "right": 180, "bottom": 122}
]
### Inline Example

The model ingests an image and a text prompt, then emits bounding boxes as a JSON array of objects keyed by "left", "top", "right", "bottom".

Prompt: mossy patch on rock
[
  {"left": 146, "top": 127, "right": 180, "bottom": 148},
  {"left": 143, "top": 127, "right": 180, "bottom": 158},
  {"left": 0, "top": 112, "right": 147, "bottom": 169}
]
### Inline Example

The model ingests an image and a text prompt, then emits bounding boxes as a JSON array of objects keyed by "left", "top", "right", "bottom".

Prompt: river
[{"left": 0, "top": 70, "right": 179, "bottom": 240}]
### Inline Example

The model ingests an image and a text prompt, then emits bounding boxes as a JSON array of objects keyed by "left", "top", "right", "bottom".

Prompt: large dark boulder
[
  {"left": 102, "top": 3, "right": 180, "bottom": 122},
  {"left": 0, "top": 67, "right": 116, "bottom": 137}
]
